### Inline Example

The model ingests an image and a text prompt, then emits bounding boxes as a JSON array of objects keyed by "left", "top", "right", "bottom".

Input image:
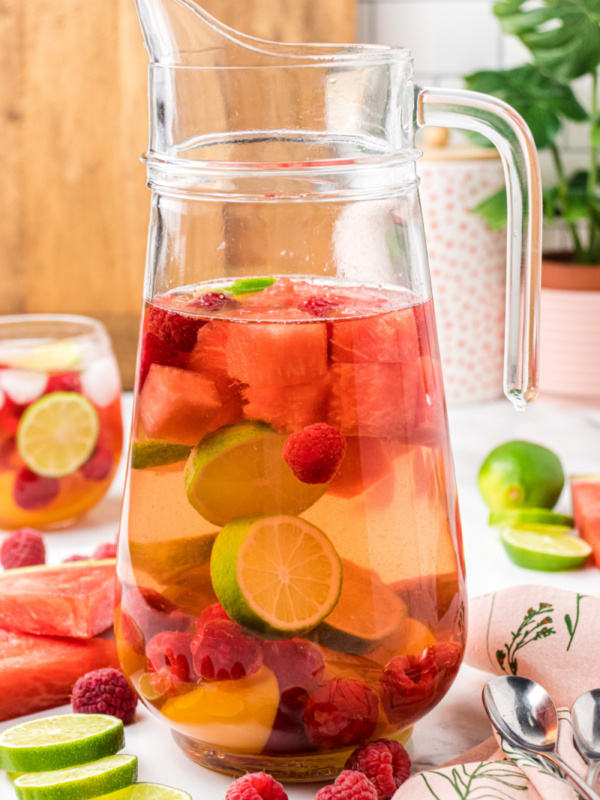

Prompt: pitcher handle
[{"left": 416, "top": 87, "right": 542, "bottom": 409}]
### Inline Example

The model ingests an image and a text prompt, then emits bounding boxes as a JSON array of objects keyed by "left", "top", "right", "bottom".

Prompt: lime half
[
  {"left": 211, "top": 514, "right": 342, "bottom": 637},
  {"left": 17, "top": 392, "right": 99, "bottom": 478},
  {"left": 478, "top": 440, "right": 564, "bottom": 512},
  {"left": 13, "top": 754, "right": 137, "bottom": 800},
  {"left": 96, "top": 784, "right": 192, "bottom": 800},
  {"left": 2, "top": 340, "right": 80, "bottom": 372},
  {"left": 489, "top": 508, "right": 574, "bottom": 532},
  {"left": 0, "top": 714, "right": 124, "bottom": 774},
  {"left": 185, "top": 421, "right": 327, "bottom": 526},
  {"left": 501, "top": 528, "right": 592, "bottom": 571}
]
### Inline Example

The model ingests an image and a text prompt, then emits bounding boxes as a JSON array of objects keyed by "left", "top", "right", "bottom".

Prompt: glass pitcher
[{"left": 116, "top": 0, "right": 542, "bottom": 781}]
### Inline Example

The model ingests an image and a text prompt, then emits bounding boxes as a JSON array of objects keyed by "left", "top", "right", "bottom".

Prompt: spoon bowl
[
  {"left": 483, "top": 675, "right": 558, "bottom": 752},
  {"left": 572, "top": 690, "right": 600, "bottom": 762}
]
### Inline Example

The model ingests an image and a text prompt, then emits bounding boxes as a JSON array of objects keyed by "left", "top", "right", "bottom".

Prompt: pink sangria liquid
[{"left": 117, "top": 276, "right": 466, "bottom": 780}]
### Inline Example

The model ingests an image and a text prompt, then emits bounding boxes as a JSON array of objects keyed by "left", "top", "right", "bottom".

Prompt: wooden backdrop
[{"left": 0, "top": 0, "right": 356, "bottom": 388}]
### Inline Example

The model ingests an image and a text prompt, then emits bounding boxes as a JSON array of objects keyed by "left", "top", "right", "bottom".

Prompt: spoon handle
[
  {"left": 536, "top": 752, "right": 600, "bottom": 800},
  {"left": 587, "top": 762, "right": 600, "bottom": 789}
]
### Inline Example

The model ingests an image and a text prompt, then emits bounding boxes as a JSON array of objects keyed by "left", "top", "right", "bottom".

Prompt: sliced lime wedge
[
  {"left": 13, "top": 754, "right": 137, "bottom": 800},
  {"left": 3, "top": 340, "right": 80, "bottom": 372},
  {"left": 17, "top": 392, "right": 100, "bottom": 478},
  {"left": 97, "top": 783, "right": 192, "bottom": 800},
  {"left": 489, "top": 508, "right": 574, "bottom": 532},
  {"left": 0, "top": 714, "right": 124, "bottom": 773},
  {"left": 501, "top": 528, "right": 592, "bottom": 571},
  {"left": 131, "top": 441, "right": 192, "bottom": 470}
]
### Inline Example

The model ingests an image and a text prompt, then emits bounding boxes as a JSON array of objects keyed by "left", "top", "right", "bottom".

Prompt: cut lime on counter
[
  {"left": 97, "top": 785, "right": 192, "bottom": 800},
  {"left": 185, "top": 421, "right": 327, "bottom": 526},
  {"left": 13, "top": 754, "right": 137, "bottom": 800},
  {"left": 500, "top": 528, "right": 592, "bottom": 571},
  {"left": 0, "top": 714, "right": 124, "bottom": 774},
  {"left": 478, "top": 440, "right": 564, "bottom": 512},
  {"left": 489, "top": 508, "right": 574, "bottom": 532},
  {"left": 211, "top": 514, "right": 342, "bottom": 637},
  {"left": 17, "top": 392, "right": 99, "bottom": 478},
  {"left": 131, "top": 441, "right": 192, "bottom": 470}
]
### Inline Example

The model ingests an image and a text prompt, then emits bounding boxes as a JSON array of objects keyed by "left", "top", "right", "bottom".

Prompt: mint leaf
[
  {"left": 465, "top": 65, "right": 587, "bottom": 150},
  {"left": 494, "top": 0, "right": 600, "bottom": 81},
  {"left": 471, "top": 188, "right": 508, "bottom": 231},
  {"left": 227, "top": 277, "right": 276, "bottom": 296}
]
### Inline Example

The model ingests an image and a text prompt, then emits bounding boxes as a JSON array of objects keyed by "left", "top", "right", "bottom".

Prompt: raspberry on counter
[
  {"left": 71, "top": 667, "right": 138, "bottom": 724},
  {"left": 225, "top": 772, "right": 288, "bottom": 800},
  {"left": 346, "top": 739, "right": 411, "bottom": 799},
  {"left": 0, "top": 528, "right": 45, "bottom": 569},
  {"left": 315, "top": 770, "right": 378, "bottom": 800}
]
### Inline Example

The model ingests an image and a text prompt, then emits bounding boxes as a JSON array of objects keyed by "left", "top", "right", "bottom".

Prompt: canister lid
[{"left": 420, "top": 127, "right": 500, "bottom": 162}]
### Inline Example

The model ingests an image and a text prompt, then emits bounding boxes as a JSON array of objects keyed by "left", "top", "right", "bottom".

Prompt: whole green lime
[{"left": 478, "top": 440, "right": 564, "bottom": 512}]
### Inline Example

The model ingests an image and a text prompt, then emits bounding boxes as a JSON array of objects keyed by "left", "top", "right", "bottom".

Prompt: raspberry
[
  {"left": 299, "top": 296, "right": 341, "bottom": 318},
  {"left": 282, "top": 423, "right": 347, "bottom": 484},
  {"left": 13, "top": 468, "right": 60, "bottom": 510},
  {"left": 0, "top": 397, "right": 25, "bottom": 436},
  {"left": 304, "top": 678, "right": 379, "bottom": 750},
  {"left": 379, "top": 651, "right": 439, "bottom": 725},
  {"left": 139, "top": 331, "right": 187, "bottom": 387},
  {"left": 46, "top": 372, "right": 82, "bottom": 393},
  {"left": 225, "top": 772, "right": 288, "bottom": 800},
  {"left": 81, "top": 446, "right": 114, "bottom": 481},
  {"left": 188, "top": 292, "right": 236, "bottom": 313},
  {"left": 196, "top": 602, "right": 230, "bottom": 633},
  {"left": 148, "top": 305, "right": 204, "bottom": 352},
  {"left": 72, "top": 668, "right": 137, "bottom": 724},
  {"left": 315, "top": 770, "right": 378, "bottom": 800},
  {"left": 191, "top": 619, "right": 262, "bottom": 682},
  {"left": 262, "top": 639, "right": 324, "bottom": 709},
  {"left": 146, "top": 631, "right": 196, "bottom": 694},
  {"left": 346, "top": 739, "right": 411, "bottom": 799},
  {"left": 93, "top": 541, "right": 118, "bottom": 560},
  {"left": 121, "top": 586, "right": 193, "bottom": 643},
  {"left": 430, "top": 640, "right": 463, "bottom": 673},
  {"left": 0, "top": 528, "right": 45, "bottom": 569}
]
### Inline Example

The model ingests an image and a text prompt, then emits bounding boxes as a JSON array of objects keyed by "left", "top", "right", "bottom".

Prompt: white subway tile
[{"left": 372, "top": 1, "right": 502, "bottom": 75}]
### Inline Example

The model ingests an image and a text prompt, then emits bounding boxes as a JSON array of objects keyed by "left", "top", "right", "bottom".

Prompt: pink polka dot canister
[{"left": 419, "top": 132, "right": 506, "bottom": 404}]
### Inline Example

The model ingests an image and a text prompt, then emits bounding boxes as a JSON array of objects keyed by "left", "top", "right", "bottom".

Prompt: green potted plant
[{"left": 465, "top": 0, "right": 600, "bottom": 402}]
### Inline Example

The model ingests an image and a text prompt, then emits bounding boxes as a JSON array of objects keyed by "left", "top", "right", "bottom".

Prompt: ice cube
[
  {"left": 0, "top": 370, "right": 48, "bottom": 404},
  {"left": 81, "top": 356, "right": 121, "bottom": 407}
]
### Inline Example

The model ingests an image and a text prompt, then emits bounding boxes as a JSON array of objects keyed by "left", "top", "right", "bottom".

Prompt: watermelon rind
[{"left": 0, "top": 714, "right": 124, "bottom": 774}]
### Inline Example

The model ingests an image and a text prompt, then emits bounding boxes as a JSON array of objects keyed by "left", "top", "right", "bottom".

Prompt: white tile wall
[{"left": 356, "top": 0, "right": 589, "bottom": 251}]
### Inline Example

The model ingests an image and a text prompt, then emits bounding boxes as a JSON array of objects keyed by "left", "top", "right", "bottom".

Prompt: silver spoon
[
  {"left": 572, "top": 690, "right": 600, "bottom": 789},
  {"left": 483, "top": 676, "right": 600, "bottom": 800}
]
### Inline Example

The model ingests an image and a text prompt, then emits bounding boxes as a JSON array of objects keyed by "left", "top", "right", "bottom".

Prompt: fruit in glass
[
  {"left": 116, "top": 276, "right": 467, "bottom": 779},
  {"left": 0, "top": 315, "right": 123, "bottom": 529}
]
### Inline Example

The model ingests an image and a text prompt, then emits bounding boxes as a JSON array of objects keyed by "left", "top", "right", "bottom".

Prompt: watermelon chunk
[
  {"left": 328, "top": 362, "right": 420, "bottom": 438},
  {"left": 572, "top": 475, "right": 600, "bottom": 567},
  {"left": 0, "top": 628, "right": 119, "bottom": 721},
  {"left": 188, "top": 321, "right": 245, "bottom": 423},
  {"left": 243, "top": 380, "right": 329, "bottom": 433},
  {"left": 330, "top": 308, "right": 419, "bottom": 364},
  {"left": 139, "top": 364, "right": 222, "bottom": 446},
  {"left": 0, "top": 560, "right": 116, "bottom": 639},
  {"left": 226, "top": 316, "right": 328, "bottom": 387},
  {"left": 328, "top": 437, "right": 395, "bottom": 499}
]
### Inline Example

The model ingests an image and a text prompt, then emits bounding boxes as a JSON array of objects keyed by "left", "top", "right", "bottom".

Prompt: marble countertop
[{"left": 1, "top": 394, "right": 599, "bottom": 799}]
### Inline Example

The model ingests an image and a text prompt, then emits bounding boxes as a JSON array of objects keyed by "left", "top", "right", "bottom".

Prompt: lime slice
[
  {"left": 500, "top": 527, "right": 592, "bottom": 571},
  {"left": 0, "top": 714, "right": 124, "bottom": 774},
  {"left": 131, "top": 441, "right": 192, "bottom": 470},
  {"left": 96, "top": 784, "right": 192, "bottom": 800},
  {"left": 13, "top": 754, "right": 137, "bottom": 800},
  {"left": 184, "top": 421, "right": 327, "bottom": 526},
  {"left": 211, "top": 514, "right": 342, "bottom": 637},
  {"left": 2, "top": 340, "right": 80, "bottom": 372},
  {"left": 489, "top": 508, "right": 574, "bottom": 532},
  {"left": 478, "top": 440, "right": 564, "bottom": 512},
  {"left": 17, "top": 392, "right": 100, "bottom": 478},
  {"left": 226, "top": 277, "right": 276, "bottom": 296}
]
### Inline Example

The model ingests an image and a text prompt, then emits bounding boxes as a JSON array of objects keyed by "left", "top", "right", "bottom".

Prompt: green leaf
[
  {"left": 494, "top": 0, "right": 600, "bottom": 81},
  {"left": 464, "top": 65, "right": 586, "bottom": 150},
  {"left": 226, "top": 277, "right": 276, "bottom": 296},
  {"left": 471, "top": 188, "right": 508, "bottom": 230},
  {"left": 592, "top": 115, "right": 600, "bottom": 147}
]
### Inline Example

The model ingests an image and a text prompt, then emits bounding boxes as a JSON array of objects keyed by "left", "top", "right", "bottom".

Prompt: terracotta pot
[{"left": 540, "top": 256, "right": 600, "bottom": 403}]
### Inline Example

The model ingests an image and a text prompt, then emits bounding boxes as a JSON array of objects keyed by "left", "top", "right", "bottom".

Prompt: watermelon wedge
[
  {"left": 572, "top": 475, "right": 600, "bottom": 567},
  {"left": 0, "top": 628, "right": 119, "bottom": 721},
  {"left": 0, "top": 560, "right": 116, "bottom": 639}
]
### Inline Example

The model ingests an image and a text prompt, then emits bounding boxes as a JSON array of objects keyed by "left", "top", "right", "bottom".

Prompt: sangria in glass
[{"left": 0, "top": 315, "right": 123, "bottom": 529}]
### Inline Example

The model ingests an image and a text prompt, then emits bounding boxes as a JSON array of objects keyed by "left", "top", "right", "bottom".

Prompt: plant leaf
[
  {"left": 592, "top": 115, "right": 600, "bottom": 147},
  {"left": 464, "top": 65, "right": 586, "bottom": 150},
  {"left": 471, "top": 188, "right": 508, "bottom": 230},
  {"left": 494, "top": 0, "right": 600, "bottom": 81}
]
